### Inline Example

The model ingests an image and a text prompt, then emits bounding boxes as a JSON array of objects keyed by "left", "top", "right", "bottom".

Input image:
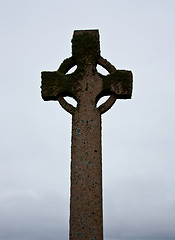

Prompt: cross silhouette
[{"left": 41, "top": 30, "right": 133, "bottom": 240}]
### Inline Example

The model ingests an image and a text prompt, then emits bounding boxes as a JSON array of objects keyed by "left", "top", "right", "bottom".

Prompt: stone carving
[{"left": 41, "top": 29, "right": 133, "bottom": 239}]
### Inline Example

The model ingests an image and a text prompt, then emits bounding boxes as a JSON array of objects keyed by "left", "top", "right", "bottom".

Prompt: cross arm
[
  {"left": 41, "top": 71, "right": 75, "bottom": 101},
  {"left": 101, "top": 70, "right": 133, "bottom": 99}
]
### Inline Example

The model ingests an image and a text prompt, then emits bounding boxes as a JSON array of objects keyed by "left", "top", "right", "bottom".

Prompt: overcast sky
[{"left": 1, "top": 0, "right": 175, "bottom": 240}]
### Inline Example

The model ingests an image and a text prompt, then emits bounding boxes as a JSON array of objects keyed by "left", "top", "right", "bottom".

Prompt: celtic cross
[{"left": 41, "top": 29, "right": 133, "bottom": 240}]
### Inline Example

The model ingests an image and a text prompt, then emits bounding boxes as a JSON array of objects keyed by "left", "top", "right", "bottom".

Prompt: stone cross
[{"left": 41, "top": 30, "right": 133, "bottom": 240}]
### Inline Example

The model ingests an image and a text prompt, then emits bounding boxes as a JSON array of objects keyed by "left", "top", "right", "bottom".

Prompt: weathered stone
[{"left": 41, "top": 29, "right": 133, "bottom": 240}]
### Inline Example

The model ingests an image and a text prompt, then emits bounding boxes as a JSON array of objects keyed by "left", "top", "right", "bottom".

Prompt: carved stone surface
[{"left": 41, "top": 29, "right": 133, "bottom": 240}]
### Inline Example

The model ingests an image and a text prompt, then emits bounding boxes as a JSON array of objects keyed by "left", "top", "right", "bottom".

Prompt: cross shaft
[{"left": 41, "top": 30, "right": 133, "bottom": 239}]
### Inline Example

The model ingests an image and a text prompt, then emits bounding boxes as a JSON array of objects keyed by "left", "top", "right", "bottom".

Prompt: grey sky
[{"left": 0, "top": 0, "right": 175, "bottom": 239}]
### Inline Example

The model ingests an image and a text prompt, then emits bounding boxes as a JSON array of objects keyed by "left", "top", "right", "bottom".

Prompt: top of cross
[
  {"left": 41, "top": 30, "right": 133, "bottom": 114},
  {"left": 72, "top": 30, "right": 100, "bottom": 66}
]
